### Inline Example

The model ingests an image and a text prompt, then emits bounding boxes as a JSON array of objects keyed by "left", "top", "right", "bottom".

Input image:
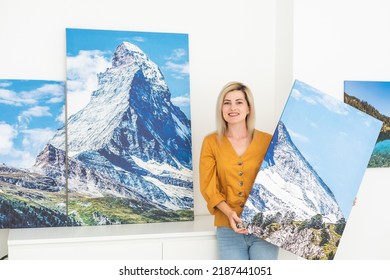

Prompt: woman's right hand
[
  {"left": 227, "top": 210, "right": 249, "bottom": 235},
  {"left": 216, "top": 201, "right": 248, "bottom": 234}
]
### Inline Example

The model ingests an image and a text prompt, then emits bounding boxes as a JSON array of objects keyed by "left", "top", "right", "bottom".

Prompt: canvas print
[
  {"left": 344, "top": 80, "right": 390, "bottom": 168},
  {"left": 241, "top": 80, "right": 382, "bottom": 260},
  {"left": 53, "top": 28, "right": 193, "bottom": 225},
  {"left": 0, "top": 79, "right": 69, "bottom": 228}
]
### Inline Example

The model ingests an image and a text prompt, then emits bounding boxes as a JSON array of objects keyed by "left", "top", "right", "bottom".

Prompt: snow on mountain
[
  {"left": 242, "top": 121, "right": 344, "bottom": 224},
  {"left": 130, "top": 155, "right": 192, "bottom": 182},
  {"left": 50, "top": 64, "right": 135, "bottom": 155},
  {"left": 48, "top": 41, "right": 193, "bottom": 211}
]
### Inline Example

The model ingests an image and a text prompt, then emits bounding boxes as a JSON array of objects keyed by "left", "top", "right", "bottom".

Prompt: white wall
[
  {"left": 2, "top": 0, "right": 388, "bottom": 261},
  {"left": 0, "top": 0, "right": 291, "bottom": 258},
  {"left": 293, "top": 0, "right": 390, "bottom": 259}
]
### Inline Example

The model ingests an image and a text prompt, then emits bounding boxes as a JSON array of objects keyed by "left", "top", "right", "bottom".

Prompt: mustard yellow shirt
[{"left": 199, "top": 129, "right": 272, "bottom": 228}]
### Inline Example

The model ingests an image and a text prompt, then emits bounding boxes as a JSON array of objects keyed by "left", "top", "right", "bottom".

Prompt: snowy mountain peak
[
  {"left": 112, "top": 42, "right": 146, "bottom": 67},
  {"left": 47, "top": 41, "right": 193, "bottom": 212},
  {"left": 51, "top": 41, "right": 173, "bottom": 156},
  {"left": 111, "top": 41, "right": 167, "bottom": 92},
  {"left": 243, "top": 120, "right": 344, "bottom": 224}
]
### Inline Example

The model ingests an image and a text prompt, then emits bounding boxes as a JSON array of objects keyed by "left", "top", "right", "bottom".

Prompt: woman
[{"left": 199, "top": 81, "right": 279, "bottom": 260}]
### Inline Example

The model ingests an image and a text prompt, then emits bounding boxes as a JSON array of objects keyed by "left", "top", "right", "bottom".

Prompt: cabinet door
[
  {"left": 9, "top": 239, "right": 163, "bottom": 260},
  {"left": 163, "top": 237, "right": 218, "bottom": 260}
]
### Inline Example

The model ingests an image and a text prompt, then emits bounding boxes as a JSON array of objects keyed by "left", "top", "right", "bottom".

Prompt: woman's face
[{"left": 222, "top": 90, "right": 250, "bottom": 126}]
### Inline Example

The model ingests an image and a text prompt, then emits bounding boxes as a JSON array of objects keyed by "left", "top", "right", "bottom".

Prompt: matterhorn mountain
[
  {"left": 40, "top": 41, "right": 193, "bottom": 222},
  {"left": 242, "top": 121, "right": 344, "bottom": 225}
]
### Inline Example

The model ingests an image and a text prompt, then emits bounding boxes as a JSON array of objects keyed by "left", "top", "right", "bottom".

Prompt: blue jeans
[{"left": 216, "top": 227, "right": 279, "bottom": 260}]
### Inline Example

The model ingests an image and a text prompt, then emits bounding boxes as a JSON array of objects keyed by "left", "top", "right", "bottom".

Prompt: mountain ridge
[{"left": 242, "top": 120, "right": 344, "bottom": 224}]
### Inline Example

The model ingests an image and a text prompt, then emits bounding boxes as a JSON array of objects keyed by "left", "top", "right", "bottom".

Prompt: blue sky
[
  {"left": 66, "top": 28, "right": 191, "bottom": 119},
  {"left": 0, "top": 80, "right": 64, "bottom": 168},
  {"left": 280, "top": 80, "right": 382, "bottom": 219},
  {"left": 344, "top": 80, "right": 390, "bottom": 117}
]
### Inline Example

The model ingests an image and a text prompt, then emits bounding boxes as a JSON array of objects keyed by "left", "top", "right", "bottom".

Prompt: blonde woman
[{"left": 199, "top": 81, "right": 279, "bottom": 260}]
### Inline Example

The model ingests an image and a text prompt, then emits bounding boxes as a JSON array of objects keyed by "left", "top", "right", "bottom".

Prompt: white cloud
[
  {"left": 18, "top": 106, "right": 52, "bottom": 127},
  {"left": 21, "top": 128, "right": 55, "bottom": 152},
  {"left": 165, "top": 48, "right": 186, "bottom": 61},
  {"left": 20, "top": 106, "right": 52, "bottom": 118},
  {"left": 66, "top": 50, "right": 111, "bottom": 117},
  {"left": 291, "top": 88, "right": 317, "bottom": 105},
  {"left": 292, "top": 87, "right": 349, "bottom": 116},
  {"left": 132, "top": 36, "right": 145, "bottom": 42},
  {"left": 47, "top": 97, "right": 63, "bottom": 103},
  {"left": 164, "top": 61, "right": 189, "bottom": 79},
  {"left": 0, "top": 81, "right": 12, "bottom": 87},
  {"left": 0, "top": 122, "right": 17, "bottom": 155},
  {"left": 19, "top": 128, "right": 57, "bottom": 167},
  {"left": 0, "top": 82, "right": 64, "bottom": 106},
  {"left": 172, "top": 95, "right": 190, "bottom": 107},
  {"left": 162, "top": 48, "right": 189, "bottom": 80},
  {"left": 165, "top": 61, "right": 189, "bottom": 74},
  {"left": 0, "top": 124, "right": 55, "bottom": 168},
  {"left": 318, "top": 94, "right": 349, "bottom": 116},
  {"left": 8, "top": 152, "right": 36, "bottom": 169},
  {"left": 56, "top": 105, "right": 65, "bottom": 124},
  {"left": 0, "top": 88, "right": 36, "bottom": 106},
  {"left": 291, "top": 88, "right": 301, "bottom": 98},
  {"left": 355, "top": 110, "right": 378, "bottom": 127},
  {"left": 33, "top": 83, "right": 63, "bottom": 98},
  {"left": 287, "top": 128, "right": 310, "bottom": 143}
]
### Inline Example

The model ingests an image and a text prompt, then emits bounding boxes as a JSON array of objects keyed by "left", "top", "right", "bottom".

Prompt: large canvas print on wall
[
  {"left": 241, "top": 80, "right": 382, "bottom": 260},
  {"left": 0, "top": 79, "right": 67, "bottom": 228},
  {"left": 53, "top": 28, "right": 193, "bottom": 225},
  {"left": 344, "top": 80, "right": 390, "bottom": 168}
]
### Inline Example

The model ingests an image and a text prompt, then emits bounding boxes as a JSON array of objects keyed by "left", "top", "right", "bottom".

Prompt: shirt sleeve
[{"left": 199, "top": 136, "right": 226, "bottom": 214}]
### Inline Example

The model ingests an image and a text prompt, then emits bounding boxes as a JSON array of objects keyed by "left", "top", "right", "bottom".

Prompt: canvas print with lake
[
  {"left": 344, "top": 80, "right": 390, "bottom": 168},
  {"left": 241, "top": 80, "right": 382, "bottom": 259}
]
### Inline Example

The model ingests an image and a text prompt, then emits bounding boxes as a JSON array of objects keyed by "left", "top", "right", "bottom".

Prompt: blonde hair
[{"left": 216, "top": 81, "right": 256, "bottom": 139}]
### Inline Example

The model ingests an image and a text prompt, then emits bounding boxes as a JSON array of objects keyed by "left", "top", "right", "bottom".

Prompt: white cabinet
[
  {"left": 7, "top": 215, "right": 217, "bottom": 260},
  {"left": 163, "top": 237, "right": 218, "bottom": 260}
]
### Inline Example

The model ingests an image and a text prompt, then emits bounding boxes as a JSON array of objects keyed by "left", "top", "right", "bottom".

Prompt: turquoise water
[
  {"left": 369, "top": 139, "right": 390, "bottom": 167},
  {"left": 373, "top": 139, "right": 390, "bottom": 154}
]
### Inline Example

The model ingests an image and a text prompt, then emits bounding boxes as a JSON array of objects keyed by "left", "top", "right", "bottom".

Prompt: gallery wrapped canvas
[
  {"left": 241, "top": 80, "right": 382, "bottom": 259},
  {"left": 0, "top": 80, "right": 68, "bottom": 228},
  {"left": 57, "top": 28, "right": 193, "bottom": 225},
  {"left": 344, "top": 80, "right": 390, "bottom": 168}
]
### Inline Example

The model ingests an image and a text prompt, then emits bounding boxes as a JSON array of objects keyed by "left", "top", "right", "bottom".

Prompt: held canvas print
[
  {"left": 241, "top": 80, "right": 382, "bottom": 260},
  {"left": 344, "top": 80, "right": 390, "bottom": 168},
  {"left": 0, "top": 79, "right": 67, "bottom": 228},
  {"left": 51, "top": 28, "right": 193, "bottom": 225}
]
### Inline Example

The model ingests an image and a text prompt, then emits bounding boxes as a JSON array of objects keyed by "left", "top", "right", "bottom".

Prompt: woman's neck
[
  {"left": 225, "top": 124, "right": 252, "bottom": 157},
  {"left": 225, "top": 123, "right": 249, "bottom": 139}
]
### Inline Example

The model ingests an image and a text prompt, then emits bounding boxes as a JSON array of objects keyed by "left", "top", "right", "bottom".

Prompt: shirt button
[
  {"left": 240, "top": 202, "right": 245, "bottom": 208},
  {"left": 238, "top": 171, "right": 243, "bottom": 176},
  {"left": 238, "top": 191, "right": 243, "bottom": 197},
  {"left": 238, "top": 161, "right": 243, "bottom": 166},
  {"left": 239, "top": 181, "right": 243, "bottom": 186}
]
